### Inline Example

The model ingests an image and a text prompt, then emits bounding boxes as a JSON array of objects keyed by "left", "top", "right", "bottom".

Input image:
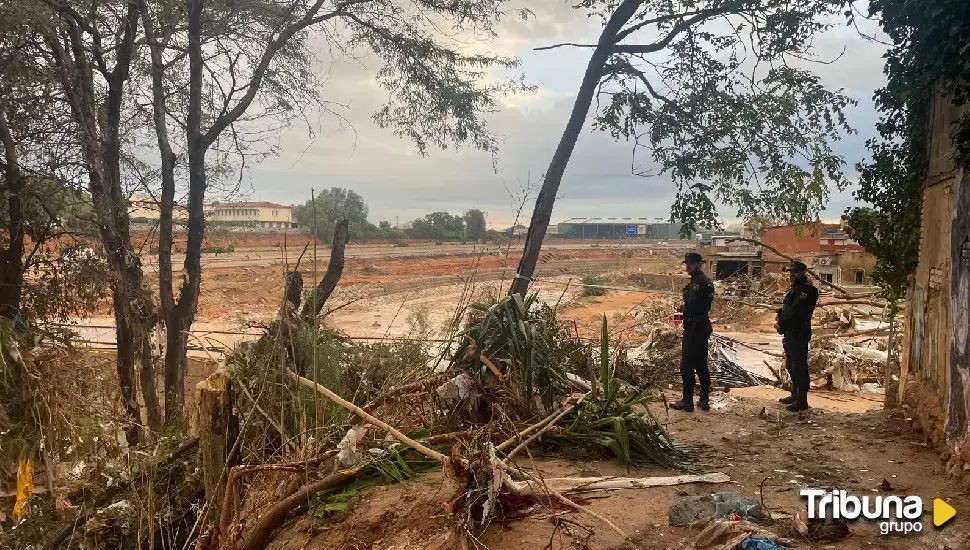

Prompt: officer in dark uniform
[
  {"left": 776, "top": 261, "right": 819, "bottom": 412},
  {"left": 671, "top": 252, "right": 715, "bottom": 412}
]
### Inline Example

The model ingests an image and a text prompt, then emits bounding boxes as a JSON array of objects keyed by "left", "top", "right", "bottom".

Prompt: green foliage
[
  {"left": 311, "top": 445, "right": 440, "bottom": 514},
  {"left": 587, "top": 0, "right": 856, "bottom": 232},
  {"left": 846, "top": 0, "right": 970, "bottom": 301},
  {"left": 548, "top": 316, "right": 686, "bottom": 468},
  {"left": 463, "top": 209, "right": 487, "bottom": 241},
  {"left": 294, "top": 187, "right": 371, "bottom": 242},
  {"left": 580, "top": 273, "right": 607, "bottom": 297},
  {"left": 408, "top": 211, "right": 466, "bottom": 241},
  {"left": 460, "top": 294, "right": 570, "bottom": 413}
]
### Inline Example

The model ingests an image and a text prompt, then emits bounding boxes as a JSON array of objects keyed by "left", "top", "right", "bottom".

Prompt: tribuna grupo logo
[{"left": 801, "top": 489, "right": 923, "bottom": 535}]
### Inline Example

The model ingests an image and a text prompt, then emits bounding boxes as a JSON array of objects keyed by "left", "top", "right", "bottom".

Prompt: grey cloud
[{"left": 242, "top": 3, "right": 888, "bottom": 228}]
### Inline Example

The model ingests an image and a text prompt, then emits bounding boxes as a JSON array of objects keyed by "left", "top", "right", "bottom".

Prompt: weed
[{"left": 580, "top": 274, "right": 607, "bottom": 297}]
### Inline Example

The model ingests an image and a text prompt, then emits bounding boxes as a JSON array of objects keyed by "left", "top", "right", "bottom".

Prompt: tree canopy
[{"left": 845, "top": 0, "right": 970, "bottom": 301}]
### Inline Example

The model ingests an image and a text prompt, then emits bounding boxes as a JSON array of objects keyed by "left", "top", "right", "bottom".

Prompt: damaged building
[{"left": 901, "top": 89, "right": 970, "bottom": 484}]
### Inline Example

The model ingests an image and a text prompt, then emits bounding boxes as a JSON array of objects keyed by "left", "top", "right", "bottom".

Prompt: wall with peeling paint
[{"left": 902, "top": 89, "right": 970, "bottom": 479}]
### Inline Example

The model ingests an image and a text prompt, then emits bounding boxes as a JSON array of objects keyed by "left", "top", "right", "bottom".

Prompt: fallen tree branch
[
  {"left": 725, "top": 237, "right": 850, "bottom": 295},
  {"left": 505, "top": 393, "right": 589, "bottom": 461},
  {"left": 285, "top": 368, "right": 454, "bottom": 465},
  {"left": 496, "top": 397, "right": 583, "bottom": 453},
  {"left": 359, "top": 373, "right": 451, "bottom": 416},
  {"left": 237, "top": 380, "right": 296, "bottom": 455},
  {"left": 491, "top": 452, "right": 634, "bottom": 545},
  {"left": 235, "top": 465, "right": 366, "bottom": 550},
  {"left": 513, "top": 472, "right": 732, "bottom": 493}
]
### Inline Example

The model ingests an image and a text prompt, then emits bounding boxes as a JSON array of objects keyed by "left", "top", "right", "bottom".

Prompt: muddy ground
[{"left": 264, "top": 394, "right": 970, "bottom": 550}]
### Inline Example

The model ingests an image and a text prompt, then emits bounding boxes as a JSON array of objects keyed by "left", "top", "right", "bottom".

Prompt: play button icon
[{"left": 934, "top": 498, "right": 956, "bottom": 527}]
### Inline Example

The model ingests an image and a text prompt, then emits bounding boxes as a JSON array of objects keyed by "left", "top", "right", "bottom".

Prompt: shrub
[{"left": 580, "top": 273, "right": 608, "bottom": 297}]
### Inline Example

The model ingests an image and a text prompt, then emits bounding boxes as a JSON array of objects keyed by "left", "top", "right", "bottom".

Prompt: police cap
[
  {"left": 683, "top": 252, "right": 703, "bottom": 265},
  {"left": 785, "top": 261, "right": 809, "bottom": 273}
]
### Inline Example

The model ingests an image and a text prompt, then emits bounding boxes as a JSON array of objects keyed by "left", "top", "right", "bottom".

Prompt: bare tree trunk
[
  {"left": 0, "top": 107, "right": 25, "bottom": 318},
  {"left": 301, "top": 219, "right": 349, "bottom": 321},
  {"left": 43, "top": 1, "right": 146, "bottom": 445},
  {"left": 140, "top": 334, "right": 162, "bottom": 431},
  {"left": 509, "top": 0, "right": 641, "bottom": 296},
  {"left": 163, "top": 0, "right": 207, "bottom": 430},
  {"left": 139, "top": 0, "right": 186, "bottom": 430}
]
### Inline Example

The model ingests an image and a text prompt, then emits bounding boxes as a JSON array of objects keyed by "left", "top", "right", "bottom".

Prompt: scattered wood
[
  {"left": 504, "top": 393, "right": 589, "bottom": 461},
  {"left": 510, "top": 472, "right": 731, "bottom": 493},
  {"left": 235, "top": 465, "right": 366, "bottom": 550},
  {"left": 285, "top": 369, "right": 454, "bottom": 465}
]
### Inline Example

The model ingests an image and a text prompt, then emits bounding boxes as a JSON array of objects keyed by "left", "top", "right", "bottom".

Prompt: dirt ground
[
  {"left": 132, "top": 249, "right": 682, "bottom": 322},
  {"left": 264, "top": 394, "right": 970, "bottom": 550}
]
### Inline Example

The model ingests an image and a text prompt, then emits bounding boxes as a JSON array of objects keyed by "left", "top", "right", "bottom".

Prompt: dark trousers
[
  {"left": 783, "top": 333, "right": 810, "bottom": 403},
  {"left": 680, "top": 319, "right": 712, "bottom": 402}
]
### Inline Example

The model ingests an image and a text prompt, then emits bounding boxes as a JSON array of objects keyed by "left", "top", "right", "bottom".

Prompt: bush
[{"left": 580, "top": 273, "right": 608, "bottom": 297}]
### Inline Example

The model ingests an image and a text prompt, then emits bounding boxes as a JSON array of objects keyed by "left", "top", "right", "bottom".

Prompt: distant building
[
  {"left": 503, "top": 224, "right": 528, "bottom": 237},
  {"left": 761, "top": 223, "right": 863, "bottom": 255},
  {"left": 801, "top": 251, "right": 876, "bottom": 286},
  {"left": 206, "top": 201, "right": 297, "bottom": 229},
  {"left": 128, "top": 194, "right": 187, "bottom": 223},
  {"left": 556, "top": 217, "right": 700, "bottom": 239}
]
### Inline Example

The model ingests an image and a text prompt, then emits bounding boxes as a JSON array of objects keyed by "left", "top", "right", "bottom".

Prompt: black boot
[
  {"left": 670, "top": 399, "right": 694, "bottom": 412},
  {"left": 698, "top": 389, "right": 710, "bottom": 411},
  {"left": 786, "top": 387, "right": 809, "bottom": 412},
  {"left": 778, "top": 389, "right": 796, "bottom": 405}
]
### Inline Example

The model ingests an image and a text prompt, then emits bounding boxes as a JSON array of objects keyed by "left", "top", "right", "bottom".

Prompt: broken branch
[
  {"left": 725, "top": 236, "right": 851, "bottom": 295},
  {"left": 285, "top": 369, "right": 453, "bottom": 465}
]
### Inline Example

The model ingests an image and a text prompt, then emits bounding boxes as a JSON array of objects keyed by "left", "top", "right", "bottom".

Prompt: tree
[
  {"left": 137, "top": 0, "right": 528, "bottom": 427},
  {"left": 294, "top": 187, "right": 370, "bottom": 243},
  {"left": 509, "top": 0, "right": 855, "bottom": 295},
  {"left": 846, "top": 0, "right": 970, "bottom": 304},
  {"left": 378, "top": 220, "right": 392, "bottom": 231},
  {"left": 12, "top": 0, "right": 161, "bottom": 441},
  {"left": 409, "top": 212, "right": 465, "bottom": 240},
  {"left": 464, "top": 209, "right": 487, "bottom": 241}
]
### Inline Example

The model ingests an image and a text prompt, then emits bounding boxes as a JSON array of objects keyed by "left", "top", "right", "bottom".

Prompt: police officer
[
  {"left": 776, "top": 261, "right": 819, "bottom": 412},
  {"left": 671, "top": 252, "right": 715, "bottom": 412}
]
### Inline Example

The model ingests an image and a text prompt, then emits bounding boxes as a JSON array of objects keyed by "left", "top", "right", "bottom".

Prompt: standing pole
[{"left": 310, "top": 188, "right": 321, "bottom": 428}]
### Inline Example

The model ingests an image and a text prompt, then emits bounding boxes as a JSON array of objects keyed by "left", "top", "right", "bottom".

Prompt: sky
[{"left": 240, "top": 2, "right": 890, "bottom": 229}]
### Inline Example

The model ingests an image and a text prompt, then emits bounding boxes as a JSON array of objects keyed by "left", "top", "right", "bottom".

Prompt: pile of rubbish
[{"left": 627, "top": 326, "right": 774, "bottom": 389}]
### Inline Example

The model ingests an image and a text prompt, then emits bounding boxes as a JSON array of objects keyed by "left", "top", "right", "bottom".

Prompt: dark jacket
[
  {"left": 682, "top": 270, "right": 715, "bottom": 328},
  {"left": 777, "top": 278, "right": 819, "bottom": 337}
]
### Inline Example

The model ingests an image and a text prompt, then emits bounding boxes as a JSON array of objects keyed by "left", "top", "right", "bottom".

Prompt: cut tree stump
[{"left": 196, "top": 368, "right": 236, "bottom": 506}]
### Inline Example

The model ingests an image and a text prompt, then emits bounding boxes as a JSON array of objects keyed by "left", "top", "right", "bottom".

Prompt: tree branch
[
  {"left": 612, "top": 12, "right": 718, "bottom": 54},
  {"left": 726, "top": 236, "right": 852, "bottom": 295},
  {"left": 534, "top": 42, "right": 598, "bottom": 51}
]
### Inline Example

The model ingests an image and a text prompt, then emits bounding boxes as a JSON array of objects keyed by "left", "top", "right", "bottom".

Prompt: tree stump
[{"left": 196, "top": 368, "right": 236, "bottom": 504}]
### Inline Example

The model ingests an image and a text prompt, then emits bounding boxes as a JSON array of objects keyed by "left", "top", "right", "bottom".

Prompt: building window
[
  {"left": 855, "top": 271, "right": 864, "bottom": 284},
  {"left": 821, "top": 273, "right": 834, "bottom": 283}
]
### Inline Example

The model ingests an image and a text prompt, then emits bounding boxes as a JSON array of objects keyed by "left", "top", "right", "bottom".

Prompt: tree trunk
[
  {"left": 139, "top": 333, "right": 162, "bottom": 431},
  {"left": 509, "top": 0, "right": 640, "bottom": 296},
  {"left": 301, "top": 219, "right": 349, "bottom": 321},
  {"left": 162, "top": 0, "right": 207, "bottom": 430},
  {"left": 0, "top": 107, "right": 25, "bottom": 319},
  {"left": 197, "top": 369, "right": 235, "bottom": 506},
  {"left": 164, "top": 310, "right": 190, "bottom": 428}
]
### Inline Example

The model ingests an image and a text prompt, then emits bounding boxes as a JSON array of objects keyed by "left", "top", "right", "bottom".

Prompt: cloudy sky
[{"left": 242, "top": 2, "right": 889, "bottom": 229}]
